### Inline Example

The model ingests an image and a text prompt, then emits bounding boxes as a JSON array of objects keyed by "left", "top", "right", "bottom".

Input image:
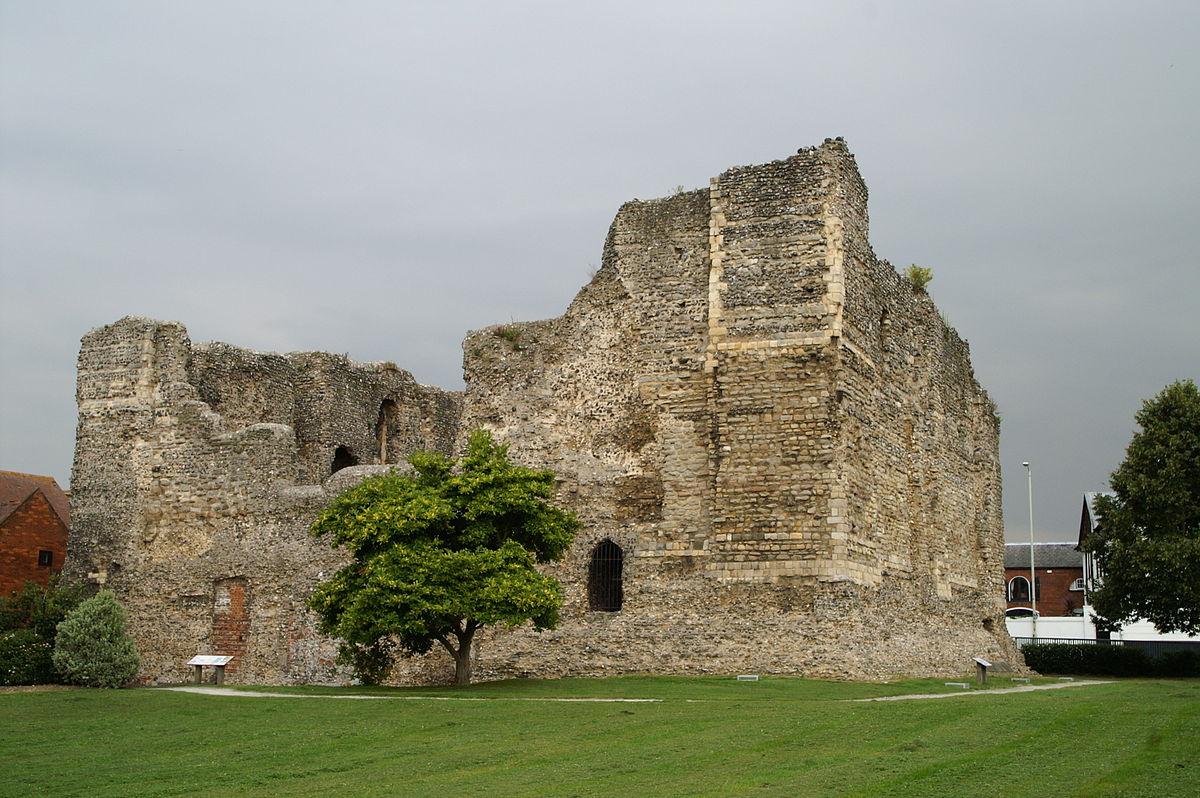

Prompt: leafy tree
[
  {"left": 1083, "top": 379, "right": 1200, "bottom": 633},
  {"left": 1, "top": 575, "right": 88, "bottom": 640},
  {"left": 52, "top": 589, "right": 140, "bottom": 688},
  {"left": 308, "top": 430, "right": 580, "bottom": 685},
  {"left": 0, "top": 577, "right": 88, "bottom": 685}
]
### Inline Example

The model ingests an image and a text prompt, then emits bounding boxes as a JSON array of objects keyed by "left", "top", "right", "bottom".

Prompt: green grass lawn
[{"left": 2, "top": 676, "right": 1197, "bottom": 797}]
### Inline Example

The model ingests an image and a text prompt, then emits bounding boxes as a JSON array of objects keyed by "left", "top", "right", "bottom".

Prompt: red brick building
[
  {"left": 1004, "top": 542, "right": 1086, "bottom": 617},
  {"left": 0, "top": 471, "right": 71, "bottom": 596}
]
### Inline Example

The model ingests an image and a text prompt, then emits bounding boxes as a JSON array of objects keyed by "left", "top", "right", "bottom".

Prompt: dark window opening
[
  {"left": 38, "top": 550, "right": 53, "bottom": 567},
  {"left": 1007, "top": 576, "right": 1041, "bottom": 602},
  {"left": 331, "top": 446, "right": 358, "bottom": 474},
  {"left": 588, "top": 540, "right": 624, "bottom": 612},
  {"left": 376, "top": 399, "right": 397, "bottom": 464}
]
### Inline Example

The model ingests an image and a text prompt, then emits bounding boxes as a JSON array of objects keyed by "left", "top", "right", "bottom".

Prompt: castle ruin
[{"left": 67, "top": 140, "right": 1017, "bottom": 684}]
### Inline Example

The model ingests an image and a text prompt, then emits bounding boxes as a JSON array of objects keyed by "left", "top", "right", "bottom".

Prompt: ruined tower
[
  {"left": 461, "top": 139, "right": 1009, "bottom": 679},
  {"left": 68, "top": 140, "right": 1016, "bottom": 684}
]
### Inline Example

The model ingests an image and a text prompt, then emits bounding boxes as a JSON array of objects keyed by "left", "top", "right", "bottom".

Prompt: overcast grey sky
[{"left": 1, "top": 1, "right": 1196, "bottom": 543}]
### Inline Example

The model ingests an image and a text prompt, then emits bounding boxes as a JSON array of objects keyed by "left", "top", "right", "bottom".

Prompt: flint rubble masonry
[{"left": 67, "top": 139, "right": 1020, "bottom": 685}]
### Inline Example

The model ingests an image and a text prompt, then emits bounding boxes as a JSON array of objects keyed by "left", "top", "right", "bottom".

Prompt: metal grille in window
[{"left": 588, "top": 540, "right": 624, "bottom": 612}]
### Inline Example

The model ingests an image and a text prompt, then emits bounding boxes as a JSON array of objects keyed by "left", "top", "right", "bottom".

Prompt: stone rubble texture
[{"left": 66, "top": 140, "right": 1020, "bottom": 685}]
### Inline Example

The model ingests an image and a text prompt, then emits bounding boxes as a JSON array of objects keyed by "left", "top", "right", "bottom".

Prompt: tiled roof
[
  {"left": 1004, "top": 542, "right": 1082, "bottom": 569},
  {"left": 0, "top": 471, "right": 71, "bottom": 527}
]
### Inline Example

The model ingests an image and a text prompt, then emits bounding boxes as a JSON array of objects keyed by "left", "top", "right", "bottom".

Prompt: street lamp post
[{"left": 1023, "top": 462, "right": 1037, "bottom": 639}]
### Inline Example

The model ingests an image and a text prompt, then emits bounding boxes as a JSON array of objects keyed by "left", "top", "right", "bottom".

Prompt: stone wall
[
  {"left": 68, "top": 139, "right": 1020, "bottom": 685},
  {"left": 66, "top": 316, "right": 460, "bottom": 684},
  {"left": 461, "top": 140, "right": 1015, "bottom": 681}
]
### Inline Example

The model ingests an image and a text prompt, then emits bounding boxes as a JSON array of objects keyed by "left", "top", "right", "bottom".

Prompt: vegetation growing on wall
[
  {"left": 905, "top": 264, "right": 933, "bottom": 290},
  {"left": 492, "top": 324, "right": 522, "bottom": 343}
]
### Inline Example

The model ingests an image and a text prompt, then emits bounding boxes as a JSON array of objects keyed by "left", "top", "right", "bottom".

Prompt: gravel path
[
  {"left": 848, "top": 680, "right": 1115, "bottom": 701},
  {"left": 160, "top": 686, "right": 661, "bottom": 702},
  {"left": 158, "top": 680, "right": 1115, "bottom": 703}
]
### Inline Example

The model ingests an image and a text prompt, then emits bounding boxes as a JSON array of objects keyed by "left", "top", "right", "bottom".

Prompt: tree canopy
[
  {"left": 1084, "top": 379, "right": 1200, "bottom": 633},
  {"left": 308, "top": 430, "right": 580, "bottom": 685}
]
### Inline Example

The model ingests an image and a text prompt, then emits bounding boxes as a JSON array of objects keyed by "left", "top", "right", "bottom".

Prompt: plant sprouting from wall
[
  {"left": 492, "top": 325, "right": 521, "bottom": 343},
  {"left": 906, "top": 264, "right": 933, "bottom": 291}
]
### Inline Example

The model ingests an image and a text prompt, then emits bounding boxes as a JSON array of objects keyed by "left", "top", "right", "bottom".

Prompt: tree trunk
[
  {"left": 453, "top": 644, "right": 472, "bottom": 686},
  {"left": 451, "top": 620, "right": 478, "bottom": 686}
]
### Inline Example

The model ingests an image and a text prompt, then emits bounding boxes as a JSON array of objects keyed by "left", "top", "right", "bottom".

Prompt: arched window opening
[
  {"left": 588, "top": 540, "right": 624, "bottom": 612},
  {"left": 331, "top": 446, "right": 358, "bottom": 474},
  {"left": 1007, "top": 576, "right": 1041, "bottom": 602},
  {"left": 376, "top": 399, "right": 397, "bottom": 464}
]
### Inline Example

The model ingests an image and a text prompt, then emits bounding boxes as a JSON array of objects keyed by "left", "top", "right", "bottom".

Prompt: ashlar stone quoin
[{"left": 67, "top": 139, "right": 1019, "bottom": 685}]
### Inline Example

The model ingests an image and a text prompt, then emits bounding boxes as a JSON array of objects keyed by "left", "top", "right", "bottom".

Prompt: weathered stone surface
[
  {"left": 67, "top": 140, "right": 1020, "bottom": 685},
  {"left": 66, "top": 317, "right": 460, "bottom": 684}
]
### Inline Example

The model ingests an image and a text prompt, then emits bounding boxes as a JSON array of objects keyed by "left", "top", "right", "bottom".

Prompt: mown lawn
[{"left": 2, "top": 676, "right": 1197, "bottom": 797}]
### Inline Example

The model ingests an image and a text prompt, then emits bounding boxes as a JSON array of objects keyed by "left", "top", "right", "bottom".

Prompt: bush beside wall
[
  {"left": 0, "top": 577, "right": 87, "bottom": 685},
  {"left": 52, "top": 590, "right": 140, "bottom": 688},
  {"left": 0, "top": 628, "right": 56, "bottom": 685}
]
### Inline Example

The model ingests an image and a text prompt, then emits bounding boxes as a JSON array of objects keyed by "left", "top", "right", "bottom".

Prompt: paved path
[
  {"left": 161, "top": 686, "right": 661, "bottom": 702},
  {"left": 848, "top": 680, "right": 1114, "bottom": 702},
  {"left": 162, "top": 680, "right": 1114, "bottom": 704}
]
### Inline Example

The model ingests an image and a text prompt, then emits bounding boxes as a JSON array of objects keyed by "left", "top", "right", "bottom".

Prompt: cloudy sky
[{"left": 2, "top": 1, "right": 1196, "bottom": 543}]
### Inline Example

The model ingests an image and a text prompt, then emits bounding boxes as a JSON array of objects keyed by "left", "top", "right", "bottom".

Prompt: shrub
[
  {"left": 0, "top": 577, "right": 88, "bottom": 685},
  {"left": 1021, "top": 642, "right": 1175, "bottom": 678},
  {"left": 0, "top": 628, "right": 56, "bottom": 686},
  {"left": 0, "top": 576, "right": 88, "bottom": 639},
  {"left": 905, "top": 264, "right": 933, "bottom": 290},
  {"left": 53, "top": 590, "right": 140, "bottom": 688},
  {"left": 1155, "top": 649, "right": 1200, "bottom": 678}
]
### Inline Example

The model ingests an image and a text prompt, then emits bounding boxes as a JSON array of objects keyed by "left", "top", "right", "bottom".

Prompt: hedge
[{"left": 1022, "top": 642, "right": 1200, "bottom": 678}]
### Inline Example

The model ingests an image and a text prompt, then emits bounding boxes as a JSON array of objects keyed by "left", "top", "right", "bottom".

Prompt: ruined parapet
[
  {"left": 66, "top": 316, "right": 462, "bottom": 684},
  {"left": 463, "top": 140, "right": 1016, "bottom": 680}
]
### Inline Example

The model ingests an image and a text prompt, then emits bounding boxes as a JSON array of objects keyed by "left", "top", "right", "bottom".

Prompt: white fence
[{"left": 1006, "top": 615, "right": 1200, "bottom": 643}]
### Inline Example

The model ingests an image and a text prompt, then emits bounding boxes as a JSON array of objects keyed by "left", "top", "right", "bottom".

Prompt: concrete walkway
[
  {"left": 848, "top": 680, "right": 1115, "bottom": 702},
  {"left": 160, "top": 686, "right": 661, "bottom": 702},
  {"left": 162, "top": 680, "right": 1114, "bottom": 704}
]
